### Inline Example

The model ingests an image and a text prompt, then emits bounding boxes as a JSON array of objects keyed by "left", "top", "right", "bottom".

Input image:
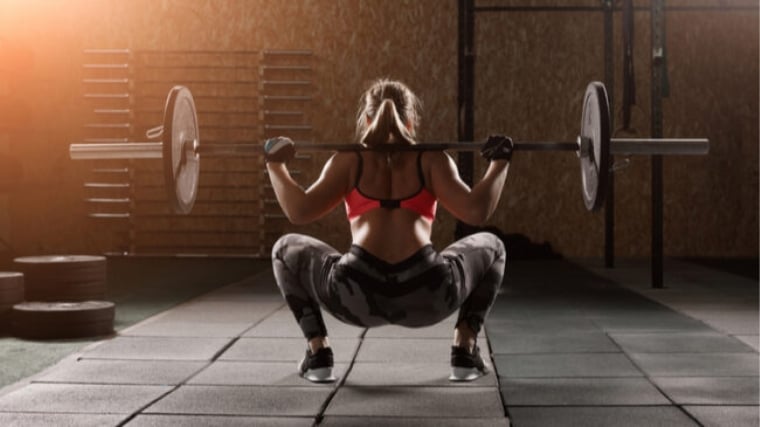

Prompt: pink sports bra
[{"left": 344, "top": 152, "right": 437, "bottom": 221}]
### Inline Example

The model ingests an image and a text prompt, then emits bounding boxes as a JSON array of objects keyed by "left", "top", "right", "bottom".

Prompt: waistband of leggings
[{"left": 348, "top": 244, "right": 437, "bottom": 274}]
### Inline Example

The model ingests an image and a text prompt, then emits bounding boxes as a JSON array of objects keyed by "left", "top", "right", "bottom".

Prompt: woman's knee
[
  {"left": 271, "top": 233, "right": 307, "bottom": 261},
  {"left": 471, "top": 232, "right": 506, "bottom": 260}
]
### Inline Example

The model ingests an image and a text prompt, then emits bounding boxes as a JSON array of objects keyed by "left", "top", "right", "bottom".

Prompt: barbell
[{"left": 69, "top": 82, "right": 709, "bottom": 214}]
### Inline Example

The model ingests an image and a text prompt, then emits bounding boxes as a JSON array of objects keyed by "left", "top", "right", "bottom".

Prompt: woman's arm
[
  {"left": 266, "top": 153, "right": 354, "bottom": 225},
  {"left": 428, "top": 152, "right": 509, "bottom": 226}
]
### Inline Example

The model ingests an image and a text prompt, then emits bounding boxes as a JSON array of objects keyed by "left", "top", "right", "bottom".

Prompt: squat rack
[{"left": 456, "top": 0, "right": 672, "bottom": 288}]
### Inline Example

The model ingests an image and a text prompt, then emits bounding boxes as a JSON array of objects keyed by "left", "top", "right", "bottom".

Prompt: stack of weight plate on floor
[
  {"left": 0, "top": 272, "right": 25, "bottom": 334},
  {"left": 11, "top": 255, "right": 115, "bottom": 340}
]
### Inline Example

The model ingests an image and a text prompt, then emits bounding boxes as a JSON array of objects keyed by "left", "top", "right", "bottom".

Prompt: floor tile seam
[
  {"left": 137, "top": 409, "right": 321, "bottom": 418},
  {"left": 28, "top": 380, "right": 182, "bottom": 387},
  {"left": 503, "top": 404, "right": 715, "bottom": 410},
  {"left": 678, "top": 404, "right": 760, "bottom": 407},
  {"left": 647, "top": 375, "right": 760, "bottom": 379},
  {"left": 651, "top": 375, "right": 760, "bottom": 380},
  {"left": 616, "top": 350, "right": 759, "bottom": 355},
  {"left": 187, "top": 359, "right": 347, "bottom": 364},
  {"left": 140, "top": 384, "right": 339, "bottom": 390},
  {"left": 606, "top": 330, "right": 759, "bottom": 336},
  {"left": 503, "top": 403, "right": 683, "bottom": 408},
  {"left": 614, "top": 281, "right": 758, "bottom": 334},
  {"left": 317, "top": 415, "right": 511, "bottom": 422},
  {"left": 625, "top": 351, "right": 760, "bottom": 356},
  {"left": 0, "top": 410, "right": 133, "bottom": 415},
  {"left": 113, "top": 295, "right": 271, "bottom": 339},
  {"left": 605, "top": 321, "right": 760, "bottom": 354},
  {"left": 613, "top": 340, "right": 708, "bottom": 426},
  {"left": 131, "top": 413, "right": 315, "bottom": 419},
  {"left": 230, "top": 303, "right": 289, "bottom": 338},
  {"left": 336, "top": 385, "right": 498, "bottom": 390},
  {"left": 113, "top": 356, "right": 220, "bottom": 425},
  {"left": 484, "top": 328, "right": 516, "bottom": 423},
  {"left": 498, "top": 376, "right": 680, "bottom": 382},
  {"left": 219, "top": 358, "right": 358, "bottom": 363},
  {"left": 491, "top": 351, "right": 624, "bottom": 355},
  {"left": 119, "top": 334, "right": 252, "bottom": 338},
  {"left": 0, "top": 344, "right": 92, "bottom": 398},
  {"left": 113, "top": 303, "right": 288, "bottom": 427},
  {"left": 493, "top": 351, "right": 633, "bottom": 356},
  {"left": 313, "top": 328, "right": 368, "bottom": 425},
  {"left": 497, "top": 374, "right": 645, "bottom": 379},
  {"left": 355, "top": 337, "right": 460, "bottom": 340},
  {"left": 79, "top": 357, "right": 220, "bottom": 362}
]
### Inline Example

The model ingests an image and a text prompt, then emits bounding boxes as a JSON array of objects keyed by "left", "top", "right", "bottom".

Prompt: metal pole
[
  {"left": 456, "top": 0, "right": 477, "bottom": 239},
  {"left": 603, "top": 0, "right": 615, "bottom": 268},
  {"left": 651, "top": 0, "right": 666, "bottom": 288}
]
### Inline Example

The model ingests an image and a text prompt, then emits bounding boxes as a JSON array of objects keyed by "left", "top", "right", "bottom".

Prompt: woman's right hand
[{"left": 480, "top": 135, "right": 514, "bottom": 162}]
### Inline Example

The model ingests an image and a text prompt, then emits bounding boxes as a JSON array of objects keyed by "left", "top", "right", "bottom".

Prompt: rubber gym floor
[{"left": 0, "top": 256, "right": 757, "bottom": 426}]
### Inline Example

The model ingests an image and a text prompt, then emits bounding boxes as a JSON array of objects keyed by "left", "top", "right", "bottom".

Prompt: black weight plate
[
  {"left": 14, "top": 256, "right": 107, "bottom": 301},
  {"left": 14, "top": 255, "right": 106, "bottom": 267},
  {"left": 24, "top": 282, "right": 106, "bottom": 295},
  {"left": 163, "top": 86, "right": 200, "bottom": 214},
  {"left": 0, "top": 312, "right": 10, "bottom": 335},
  {"left": 579, "top": 81, "right": 611, "bottom": 211},
  {"left": 25, "top": 288, "right": 106, "bottom": 302},
  {"left": 24, "top": 276, "right": 107, "bottom": 287},
  {"left": 0, "top": 271, "right": 24, "bottom": 284},
  {"left": 12, "top": 320, "right": 113, "bottom": 340},
  {"left": 0, "top": 289, "right": 24, "bottom": 305},
  {"left": 12, "top": 301, "right": 115, "bottom": 339},
  {"left": 13, "top": 301, "right": 115, "bottom": 322},
  {"left": 0, "top": 272, "right": 24, "bottom": 304}
]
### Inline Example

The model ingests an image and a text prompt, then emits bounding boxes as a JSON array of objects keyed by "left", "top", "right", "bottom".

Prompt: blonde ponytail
[
  {"left": 356, "top": 79, "right": 422, "bottom": 146},
  {"left": 360, "top": 98, "right": 414, "bottom": 146}
]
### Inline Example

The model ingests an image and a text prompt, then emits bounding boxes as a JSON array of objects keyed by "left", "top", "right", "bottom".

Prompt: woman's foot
[
  {"left": 449, "top": 343, "right": 489, "bottom": 382},
  {"left": 450, "top": 321, "right": 488, "bottom": 381},
  {"left": 298, "top": 346, "right": 336, "bottom": 383}
]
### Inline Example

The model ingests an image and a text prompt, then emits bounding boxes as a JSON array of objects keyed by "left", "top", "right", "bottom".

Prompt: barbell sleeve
[
  {"left": 609, "top": 138, "right": 710, "bottom": 155},
  {"left": 69, "top": 142, "right": 163, "bottom": 159}
]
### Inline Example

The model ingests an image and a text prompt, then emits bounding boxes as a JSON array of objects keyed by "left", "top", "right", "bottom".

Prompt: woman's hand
[
  {"left": 480, "top": 135, "right": 514, "bottom": 162},
  {"left": 264, "top": 137, "right": 296, "bottom": 163}
]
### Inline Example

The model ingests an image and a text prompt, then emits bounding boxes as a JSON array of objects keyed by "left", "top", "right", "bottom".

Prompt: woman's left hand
[{"left": 264, "top": 137, "right": 296, "bottom": 163}]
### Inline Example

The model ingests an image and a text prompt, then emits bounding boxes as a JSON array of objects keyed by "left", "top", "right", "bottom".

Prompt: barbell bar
[
  {"left": 69, "top": 82, "right": 710, "bottom": 214},
  {"left": 69, "top": 138, "right": 709, "bottom": 157}
]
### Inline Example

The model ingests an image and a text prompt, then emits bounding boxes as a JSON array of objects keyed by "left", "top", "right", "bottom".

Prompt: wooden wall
[{"left": 0, "top": 0, "right": 756, "bottom": 261}]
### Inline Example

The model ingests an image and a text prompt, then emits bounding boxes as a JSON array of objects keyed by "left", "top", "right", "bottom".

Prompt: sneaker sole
[
  {"left": 302, "top": 367, "right": 336, "bottom": 383},
  {"left": 449, "top": 366, "right": 486, "bottom": 382}
]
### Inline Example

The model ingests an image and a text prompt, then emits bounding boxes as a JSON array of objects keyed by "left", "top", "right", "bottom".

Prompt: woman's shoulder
[
  {"left": 325, "top": 151, "right": 360, "bottom": 189},
  {"left": 421, "top": 149, "right": 454, "bottom": 170}
]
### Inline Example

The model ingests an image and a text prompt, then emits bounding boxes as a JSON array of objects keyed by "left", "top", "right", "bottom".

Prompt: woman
[{"left": 266, "top": 79, "right": 512, "bottom": 383}]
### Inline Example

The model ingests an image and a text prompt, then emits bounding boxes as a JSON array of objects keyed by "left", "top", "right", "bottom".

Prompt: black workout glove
[
  {"left": 264, "top": 136, "right": 296, "bottom": 163},
  {"left": 480, "top": 135, "right": 514, "bottom": 162}
]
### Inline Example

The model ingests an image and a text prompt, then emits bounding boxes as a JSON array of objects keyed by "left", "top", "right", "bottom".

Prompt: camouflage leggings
[{"left": 271, "top": 232, "right": 505, "bottom": 339}]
